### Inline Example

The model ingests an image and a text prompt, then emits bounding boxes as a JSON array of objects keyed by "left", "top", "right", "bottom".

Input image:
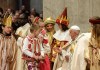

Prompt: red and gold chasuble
[
  {"left": 51, "top": 39, "right": 68, "bottom": 62},
  {"left": 51, "top": 30, "right": 71, "bottom": 62}
]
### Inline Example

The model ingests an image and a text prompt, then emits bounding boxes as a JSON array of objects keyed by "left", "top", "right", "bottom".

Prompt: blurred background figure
[{"left": 0, "top": 15, "right": 18, "bottom": 70}]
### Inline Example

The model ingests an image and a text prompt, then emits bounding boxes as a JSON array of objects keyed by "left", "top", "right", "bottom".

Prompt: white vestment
[
  {"left": 53, "top": 30, "right": 72, "bottom": 41},
  {"left": 16, "top": 23, "right": 30, "bottom": 70},
  {"left": 71, "top": 33, "right": 91, "bottom": 70}
]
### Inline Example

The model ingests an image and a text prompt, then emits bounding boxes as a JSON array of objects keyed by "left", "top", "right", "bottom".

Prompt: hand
[
  {"left": 65, "top": 55, "right": 69, "bottom": 62},
  {"left": 53, "top": 47, "right": 60, "bottom": 53},
  {"left": 85, "top": 58, "right": 91, "bottom": 70},
  {"left": 85, "top": 58, "right": 91, "bottom": 64},
  {"left": 38, "top": 56, "right": 44, "bottom": 60},
  {"left": 52, "top": 54, "right": 56, "bottom": 58},
  {"left": 57, "top": 48, "right": 62, "bottom": 54},
  {"left": 59, "top": 47, "right": 62, "bottom": 50},
  {"left": 33, "top": 56, "right": 39, "bottom": 60}
]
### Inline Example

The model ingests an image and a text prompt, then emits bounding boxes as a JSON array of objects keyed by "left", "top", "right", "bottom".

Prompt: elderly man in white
[
  {"left": 71, "top": 32, "right": 91, "bottom": 70},
  {"left": 53, "top": 25, "right": 80, "bottom": 70}
]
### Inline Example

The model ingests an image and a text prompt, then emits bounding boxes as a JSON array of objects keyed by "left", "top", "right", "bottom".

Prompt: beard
[
  {"left": 5, "top": 33, "right": 11, "bottom": 36},
  {"left": 3, "top": 32, "right": 12, "bottom": 36}
]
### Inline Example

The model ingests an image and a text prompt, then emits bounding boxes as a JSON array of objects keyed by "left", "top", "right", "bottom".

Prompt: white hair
[{"left": 70, "top": 25, "right": 80, "bottom": 30}]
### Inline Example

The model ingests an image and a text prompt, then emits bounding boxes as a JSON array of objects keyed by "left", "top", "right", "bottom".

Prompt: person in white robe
[
  {"left": 16, "top": 22, "right": 31, "bottom": 70},
  {"left": 71, "top": 33, "right": 91, "bottom": 70},
  {"left": 53, "top": 25, "right": 80, "bottom": 70}
]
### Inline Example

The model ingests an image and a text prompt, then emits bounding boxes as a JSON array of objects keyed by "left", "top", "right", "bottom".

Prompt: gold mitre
[
  {"left": 3, "top": 15, "right": 12, "bottom": 27},
  {"left": 44, "top": 17, "right": 55, "bottom": 25},
  {"left": 56, "top": 7, "right": 69, "bottom": 26}
]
